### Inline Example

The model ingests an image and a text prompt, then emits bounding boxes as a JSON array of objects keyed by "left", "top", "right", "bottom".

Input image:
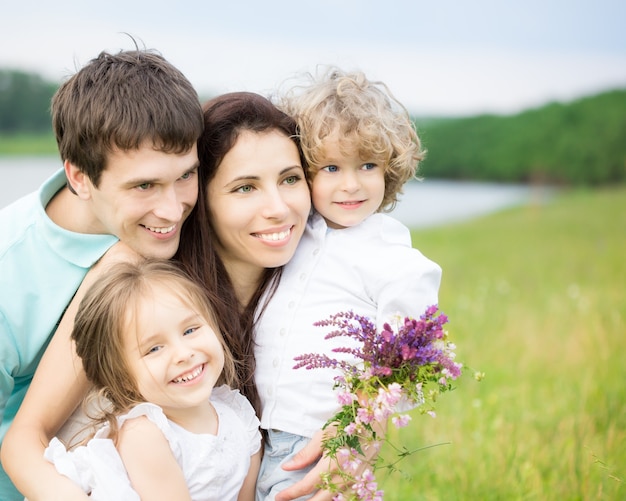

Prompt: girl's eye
[
  {"left": 147, "top": 345, "right": 161, "bottom": 355},
  {"left": 322, "top": 165, "right": 338, "bottom": 173},
  {"left": 183, "top": 327, "right": 197, "bottom": 336}
]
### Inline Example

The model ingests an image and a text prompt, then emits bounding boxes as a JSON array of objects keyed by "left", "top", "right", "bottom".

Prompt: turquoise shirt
[{"left": 0, "top": 169, "right": 118, "bottom": 499}]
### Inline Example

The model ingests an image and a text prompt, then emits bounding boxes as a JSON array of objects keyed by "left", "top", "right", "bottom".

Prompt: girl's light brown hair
[
  {"left": 280, "top": 67, "right": 425, "bottom": 211},
  {"left": 71, "top": 259, "right": 237, "bottom": 441}
]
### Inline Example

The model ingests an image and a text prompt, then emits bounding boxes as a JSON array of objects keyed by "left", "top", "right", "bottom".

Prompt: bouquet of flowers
[{"left": 294, "top": 305, "right": 477, "bottom": 501}]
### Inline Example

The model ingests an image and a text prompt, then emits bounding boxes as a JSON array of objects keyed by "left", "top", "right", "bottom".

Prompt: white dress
[{"left": 45, "top": 385, "right": 261, "bottom": 501}]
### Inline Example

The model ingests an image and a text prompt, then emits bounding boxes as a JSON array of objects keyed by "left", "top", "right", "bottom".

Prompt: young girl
[
  {"left": 254, "top": 69, "right": 442, "bottom": 499},
  {"left": 44, "top": 259, "right": 261, "bottom": 501}
]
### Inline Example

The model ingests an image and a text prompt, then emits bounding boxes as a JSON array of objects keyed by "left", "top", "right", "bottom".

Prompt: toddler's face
[{"left": 310, "top": 135, "right": 385, "bottom": 229}]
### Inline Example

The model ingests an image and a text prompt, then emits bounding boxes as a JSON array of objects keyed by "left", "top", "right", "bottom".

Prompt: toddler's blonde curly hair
[{"left": 279, "top": 67, "right": 425, "bottom": 211}]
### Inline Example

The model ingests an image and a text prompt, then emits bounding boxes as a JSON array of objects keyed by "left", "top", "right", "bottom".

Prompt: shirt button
[
  {"left": 288, "top": 301, "right": 295, "bottom": 309},
  {"left": 273, "top": 358, "right": 280, "bottom": 368},
  {"left": 313, "top": 248, "right": 320, "bottom": 256},
  {"left": 267, "top": 388, "right": 273, "bottom": 396},
  {"left": 299, "top": 273, "right": 306, "bottom": 281},
  {"left": 279, "top": 328, "right": 286, "bottom": 337}
]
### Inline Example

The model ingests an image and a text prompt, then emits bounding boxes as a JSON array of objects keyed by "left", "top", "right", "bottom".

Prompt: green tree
[{"left": 0, "top": 69, "right": 58, "bottom": 133}]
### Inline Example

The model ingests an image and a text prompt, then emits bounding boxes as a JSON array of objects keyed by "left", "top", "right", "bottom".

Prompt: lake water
[{"left": 0, "top": 156, "right": 550, "bottom": 228}]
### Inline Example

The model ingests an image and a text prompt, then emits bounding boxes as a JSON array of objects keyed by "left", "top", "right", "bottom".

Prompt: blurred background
[
  {"left": 1, "top": 1, "right": 625, "bottom": 499},
  {"left": 2, "top": 0, "right": 626, "bottom": 116}
]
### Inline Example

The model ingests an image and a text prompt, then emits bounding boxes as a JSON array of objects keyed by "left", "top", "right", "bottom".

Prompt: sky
[{"left": 1, "top": 0, "right": 625, "bottom": 116}]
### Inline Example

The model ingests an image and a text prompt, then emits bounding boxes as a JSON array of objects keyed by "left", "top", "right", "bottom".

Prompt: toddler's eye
[{"left": 322, "top": 165, "right": 339, "bottom": 173}]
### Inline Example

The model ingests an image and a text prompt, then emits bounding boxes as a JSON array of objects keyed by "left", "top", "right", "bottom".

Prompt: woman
[
  {"left": 1, "top": 92, "right": 312, "bottom": 500},
  {"left": 175, "top": 92, "right": 311, "bottom": 416}
]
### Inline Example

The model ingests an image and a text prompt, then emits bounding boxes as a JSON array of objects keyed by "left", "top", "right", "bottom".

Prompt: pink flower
[
  {"left": 338, "top": 391, "right": 357, "bottom": 405},
  {"left": 392, "top": 414, "right": 412, "bottom": 428},
  {"left": 344, "top": 422, "right": 357, "bottom": 436}
]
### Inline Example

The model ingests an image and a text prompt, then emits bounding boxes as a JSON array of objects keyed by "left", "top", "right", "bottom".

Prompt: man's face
[{"left": 83, "top": 143, "right": 199, "bottom": 259}]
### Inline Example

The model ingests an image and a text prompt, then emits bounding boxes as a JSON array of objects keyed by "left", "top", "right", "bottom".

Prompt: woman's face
[{"left": 207, "top": 129, "right": 311, "bottom": 281}]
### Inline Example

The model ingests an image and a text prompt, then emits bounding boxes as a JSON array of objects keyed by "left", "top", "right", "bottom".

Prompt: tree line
[
  {"left": 1, "top": 68, "right": 624, "bottom": 185},
  {"left": 416, "top": 89, "right": 626, "bottom": 185},
  {"left": 0, "top": 69, "right": 58, "bottom": 133}
]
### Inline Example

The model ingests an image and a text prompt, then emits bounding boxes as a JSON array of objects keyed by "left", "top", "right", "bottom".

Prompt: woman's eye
[
  {"left": 236, "top": 185, "right": 254, "bottom": 193},
  {"left": 284, "top": 175, "right": 301, "bottom": 185}
]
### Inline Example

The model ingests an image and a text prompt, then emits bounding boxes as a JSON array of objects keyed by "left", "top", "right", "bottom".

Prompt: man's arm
[{"left": 1, "top": 242, "right": 141, "bottom": 500}]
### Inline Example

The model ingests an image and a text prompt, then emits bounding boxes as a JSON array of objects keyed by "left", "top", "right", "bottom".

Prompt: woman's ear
[{"left": 64, "top": 160, "right": 92, "bottom": 200}]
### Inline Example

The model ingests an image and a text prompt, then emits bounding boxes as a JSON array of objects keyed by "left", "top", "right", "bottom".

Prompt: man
[{"left": 0, "top": 48, "right": 203, "bottom": 500}]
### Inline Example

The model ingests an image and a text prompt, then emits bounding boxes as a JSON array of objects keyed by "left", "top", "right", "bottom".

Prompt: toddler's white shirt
[{"left": 255, "top": 212, "right": 442, "bottom": 437}]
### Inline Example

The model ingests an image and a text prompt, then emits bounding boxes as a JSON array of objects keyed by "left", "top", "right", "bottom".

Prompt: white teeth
[
  {"left": 172, "top": 365, "right": 203, "bottom": 384},
  {"left": 145, "top": 224, "right": 176, "bottom": 234},
  {"left": 257, "top": 228, "right": 291, "bottom": 241}
]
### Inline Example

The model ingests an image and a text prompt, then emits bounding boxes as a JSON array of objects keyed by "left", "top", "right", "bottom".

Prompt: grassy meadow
[
  {"left": 0, "top": 133, "right": 56, "bottom": 155},
  {"left": 377, "top": 186, "right": 625, "bottom": 500}
]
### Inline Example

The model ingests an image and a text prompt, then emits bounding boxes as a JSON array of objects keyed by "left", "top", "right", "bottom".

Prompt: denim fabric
[{"left": 256, "top": 430, "right": 315, "bottom": 501}]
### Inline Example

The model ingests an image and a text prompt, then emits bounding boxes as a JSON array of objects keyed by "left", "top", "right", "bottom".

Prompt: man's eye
[
  {"left": 137, "top": 183, "right": 152, "bottom": 190},
  {"left": 180, "top": 168, "right": 197, "bottom": 180}
]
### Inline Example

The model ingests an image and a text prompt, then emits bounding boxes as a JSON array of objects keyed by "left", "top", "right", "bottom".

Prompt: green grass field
[
  {"left": 377, "top": 186, "right": 625, "bottom": 500},
  {"left": 0, "top": 133, "right": 56, "bottom": 155}
]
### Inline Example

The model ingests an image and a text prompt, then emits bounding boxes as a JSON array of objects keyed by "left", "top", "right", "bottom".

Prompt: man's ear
[{"left": 64, "top": 160, "right": 92, "bottom": 200}]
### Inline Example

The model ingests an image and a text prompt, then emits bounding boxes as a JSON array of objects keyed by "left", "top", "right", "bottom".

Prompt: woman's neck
[{"left": 222, "top": 261, "right": 265, "bottom": 309}]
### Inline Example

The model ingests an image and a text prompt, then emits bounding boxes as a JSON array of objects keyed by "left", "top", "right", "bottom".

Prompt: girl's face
[
  {"left": 207, "top": 129, "right": 311, "bottom": 280},
  {"left": 310, "top": 134, "right": 385, "bottom": 229},
  {"left": 123, "top": 285, "right": 224, "bottom": 422}
]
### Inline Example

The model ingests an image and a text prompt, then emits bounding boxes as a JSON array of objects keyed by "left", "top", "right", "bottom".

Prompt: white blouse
[{"left": 45, "top": 385, "right": 260, "bottom": 501}]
